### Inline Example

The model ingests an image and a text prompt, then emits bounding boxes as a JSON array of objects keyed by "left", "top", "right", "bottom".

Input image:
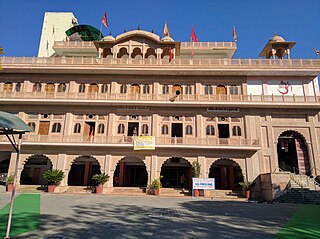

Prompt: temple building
[{"left": 0, "top": 13, "right": 320, "bottom": 200}]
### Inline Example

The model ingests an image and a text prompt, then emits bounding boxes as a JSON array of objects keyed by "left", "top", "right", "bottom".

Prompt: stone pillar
[
  {"left": 104, "top": 154, "right": 112, "bottom": 187},
  {"left": 151, "top": 113, "right": 159, "bottom": 137},
  {"left": 107, "top": 113, "right": 116, "bottom": 137},
  {"left": 119, "top": 161, "right": 125, "bottom": 186},
  {"left": 63, "top": 113, "right": 73, "bottom": 137},
  {"left": 69, "top": 81, "right": 76, "bottom": 93},
  {"left": 196, "top": 115, "right": 203, "bottom": 138},
  {"left": 229, "top": 165, "right": 235, "bottom": 190},
  {"left": 57, "top": 154, "right": 68, "bottom": 186},
  {"left": 197, "top": 156, "right": 206, "bottom": 178},
  {"left": 271, "top": 48, "right": 276, "bottom": 59}
]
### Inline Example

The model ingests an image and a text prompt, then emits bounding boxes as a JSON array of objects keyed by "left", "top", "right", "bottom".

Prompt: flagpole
[{"left": 99, "top": 21, "right": 103, "bottom": 40}]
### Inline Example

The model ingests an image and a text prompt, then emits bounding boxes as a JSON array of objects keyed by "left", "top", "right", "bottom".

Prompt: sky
[{"left": 0, "top": 0, "right": 319, "bottom": 59}]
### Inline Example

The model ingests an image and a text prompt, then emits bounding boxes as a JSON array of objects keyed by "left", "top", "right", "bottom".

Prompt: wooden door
[
  {"left": 172, "top": 85, "right": 182, "bottom": 95},
  {"left": 83, "top": 122, "right": 90, "bottom": 138},
  {"left": 45, "top": 83, "right": 55, "bottom": 93},
  {"left": 216, "top": 85, "right": 227, "bottom": 95},
  {"left": 88, "top": 84, "right": 98, "bottom": 93},
  {"left": 38, "top": 121, "right": 50, "bottom": 135},
  {"left": 130, "top": 85, "right": 140, "bottom": 94},
  {"left": 32, "top": 168, "right": 41, "bottom": 184}
]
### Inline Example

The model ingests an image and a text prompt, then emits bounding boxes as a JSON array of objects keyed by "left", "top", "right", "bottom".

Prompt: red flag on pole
[
  {"left": 102, "top": 12, "right": 108, "bottom": 28},
  {"left": 191, "top": 26, "right": 198, "bottom": 42},
  {"left": 169, "top": 48, "right": 173, "bottom": 61},
  {"left": 163, "top": 22, "right": 170, "bottom": 37},
  {"left": 233, "top": 26, "right": 237, "bottom": 42}
]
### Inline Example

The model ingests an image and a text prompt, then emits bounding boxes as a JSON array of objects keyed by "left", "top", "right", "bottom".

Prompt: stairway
[
  {"left": 208, "top": 190, "right": 247, "bottom": 201},
  {"left": 111, "top": 187, "right": 146, "bottom": 196},
  {"left": 158, "top": 188, "right": 190, "bottom": 197},
  {"left": 274, "top": 173, "right": 320, "bottom": 204},
  {"left": 65, "top": 186, "right": 94, "bottom": 194}
]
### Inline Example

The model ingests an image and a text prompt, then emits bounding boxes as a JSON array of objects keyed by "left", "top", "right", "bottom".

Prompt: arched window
[
  {"left": 74, "top": 123, "right": 81, "bottom": 133},
  {"left": 162, "top": 125, "right": 169, "bottom": 135},
  {"left": 142, "top": 124, "right": 149, "bottom": 135},
  {"left": 143, "top": 84, "right": 150, "bottom": 94},
  {"left": 45, "top": 82, "right": 55, "bottom": 93},
  {"left": 101, "top": 84, "right": 108, "bottom": 93},
  {"left": 205, "top": 85, "right": 213, "bottom": 95},
  {"left": 117, "top": 124, "right": 125, "bottom": 134},
  {"left": 230, "top": 85, "right": 239, "bottom": 95},
  {"left": 52, "top": 123, "right": 61, "bottom": 133},
  {"left": 28, "top": 122, "right": 36, "bottom": 131},
  {"left": 79, "top": 84, "right": 86, "bottom": 93},
  {"left": 58, "top": 83, "right": 66, "bottom": 92},
  {"left": 15, "top": 83, "right": 21, "bottom": 92},
  {"left": 120, "top": 84, "right": 127, "bottom": 94},
  {"left": 206, "top": 125, "right": 215, "bottom": 135},
  {"left": 33, "top": 83, "right": 42, "bottom": 92},
  {"left": 97, "top": 123, "right": 105, "bottom": 134},
  {"left": 3, "top": 82, "right": 13, "bottom": 92},
  {"left": 186, "top": 125, "right": 193, "bottom": 135},
  {"left": 88, "top": 83, "right": 98, "bottom": 93},
  {"left": 162, "top": 84, "right": 169, "bottom": 94},
  {"left": 216, "top": 84, "right": 227, "bottom": 95},
  {"left": 130, "top": 84, "right": 140, "bottom": 94},
  {"left": 232, "top": 126, "right": 241, "bottom": 136}
]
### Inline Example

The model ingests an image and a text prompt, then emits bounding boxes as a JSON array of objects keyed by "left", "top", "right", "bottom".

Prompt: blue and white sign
[{"left": 192, "top": 178, "right": 215, "bottom": 190}]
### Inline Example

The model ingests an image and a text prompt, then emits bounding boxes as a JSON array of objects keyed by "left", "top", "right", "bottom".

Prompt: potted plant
[
  {"left": 239, "top": 181, "right": 255, "bottom": 199},
  {"left": 192, "top": 161, "right": 201, "bottom": 197},
  {"left": 43, "top": 169, "right": 64, "bottom": 193},
  {"left": 92, "top": 173, "right": 110, "bottom": 194},
  {"left": 6, "top": 174, "right": 14, "bottom": 192},
  {"left": 151, "top": 177, "right": 162, "bottom": 196}
]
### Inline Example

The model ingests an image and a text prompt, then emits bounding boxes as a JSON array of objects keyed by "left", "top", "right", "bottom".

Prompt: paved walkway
[{"left": 1, "top": 194, "right": 297, "bottom": 239}]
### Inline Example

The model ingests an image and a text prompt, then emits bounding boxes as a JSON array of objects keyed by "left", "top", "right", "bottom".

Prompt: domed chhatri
[
  {"left": 102, "top": 32, "right": 115, "bottom": 42},
  {"left": 161, "top": 35, "right": 174, "bottom": 42},
  {"left": 269, "top": 32, "right": 285, "bottom": 43}
]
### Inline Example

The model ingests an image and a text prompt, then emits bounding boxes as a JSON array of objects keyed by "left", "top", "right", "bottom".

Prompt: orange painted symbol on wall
[{"left": 277, "top": 81, "right": 292, "bottom": 95}]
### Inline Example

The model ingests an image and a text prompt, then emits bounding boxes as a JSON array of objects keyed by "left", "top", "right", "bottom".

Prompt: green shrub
[
  {"left": 239, "top": 181, "right": 255, "bottom": 191},
  {"left": 151, "top": 178, "right": 162, "bottom": 190},
  {"left": 92, "top": 173, "right": 110, "bottom": 186},
  {"left": 6, "top": 174, "right": 14, "bottom": 185},
  {"left": 192, "top": 161, "right": 201, "bottom": 178},
  {"left": 43, "top": 169, "right": 64, "bottom": 185}
]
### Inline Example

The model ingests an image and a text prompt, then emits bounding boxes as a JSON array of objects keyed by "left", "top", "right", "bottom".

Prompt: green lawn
[
  {"left": 0, "top": 194, "right": 40, "bottom": 237},
  {"left": 276, "top": 204, "right": 320, "bottom": 239}
]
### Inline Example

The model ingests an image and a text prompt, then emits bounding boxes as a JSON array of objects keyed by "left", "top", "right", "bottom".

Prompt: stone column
[
  {"left": 57, "top": 153, "right": 68, "bottom": 186},
  {"left": 151, "top": 114, "right": 159, "bottom": 137}
]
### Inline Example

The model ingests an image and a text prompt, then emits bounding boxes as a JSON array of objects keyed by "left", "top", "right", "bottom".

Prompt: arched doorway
[
  {"left": 88, "top": 83, "right": 99, "bottom": 93},
  {"left": 160, "top": 157, "right": 191, "bottom": 188},
  {"left": 113, "top": 156, "right": 147, "bottom": 187},
  {"left": 209, "top": 159, "right": 244, "bottom": 190},
  {"left": 130, "top": 84, "right": 140, "bottom": 94},
  {"left": 172, "top": 84, "right": 182, "bottom": 95},
  {"left": 45, "top": 82, "right": 55, "bottom": 93},
  {"left": 277, "top": 131, "right": 310, "bottom": 175},
  {"left": 68, "top": 156, "right": 101, "bottom": 186},
  {"left": 216, "top": 85, "right": 227, "bottom": 95},
  {"left": 20, "top": 155, "right": 53, "bottom": 185}
]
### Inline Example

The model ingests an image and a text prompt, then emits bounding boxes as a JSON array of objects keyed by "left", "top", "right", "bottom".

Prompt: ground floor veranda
[{"left": 7, "top": 152, "right": 250, "bottom": 192}]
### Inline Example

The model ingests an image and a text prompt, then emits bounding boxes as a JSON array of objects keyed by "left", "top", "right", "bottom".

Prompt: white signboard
[
  {"left": 207, "top": 107, "right": 239, "bottom": 113},
  {"left": 192, "top": 178, "right": 215, "bottom": 190},
  {"left": 133, "top": 136, "right": 155, "bottom": 150}
]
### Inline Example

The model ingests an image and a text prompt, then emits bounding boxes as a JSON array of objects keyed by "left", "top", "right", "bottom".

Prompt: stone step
[
  {"left": 159, "top": 188, "right": 190, "bottom": 197},
  {"left": 66, "top": 186, "right": 94, "bottom": 194},
  {"left": 111, "top": 187, "right": 146, "bottom": 195}
]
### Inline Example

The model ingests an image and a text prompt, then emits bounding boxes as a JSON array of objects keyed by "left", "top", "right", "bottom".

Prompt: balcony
[
  {"left": 0, "top": 91, "right": 319, "bottom": 105},
  {"left": 0, "top": 135, "right": 260, "bottom": 149},
  {"left": 1, "top": 56, "right": 319, "bottom": 68}
]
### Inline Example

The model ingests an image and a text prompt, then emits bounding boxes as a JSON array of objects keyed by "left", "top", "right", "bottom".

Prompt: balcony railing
[
  {"left": 0, "top": 135, "right": 260, "bottom": 148},
  {"left": 1, "top": 56, "right": 319, "bottom": 68},
  {"left": 0, "top": 91, "right": 319, "bottom": 103},
  {"left": 180, "top": 42, "right": 236, "bottom": 48},
  {"left": 53, "top": 41, "right": 95, "bottom": 48}
]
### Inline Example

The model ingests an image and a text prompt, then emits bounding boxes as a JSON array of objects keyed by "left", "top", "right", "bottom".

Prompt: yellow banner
[{"left": 133, "top": 136, "right": 155, "bottom": 150}]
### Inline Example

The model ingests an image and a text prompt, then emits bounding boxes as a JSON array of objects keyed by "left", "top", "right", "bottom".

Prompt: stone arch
[
  {"left": 209, "top": 158, "right": 244, "bottom": 190},
  {"left": 113, "top": 156, "right": 147, "bottom": 187},
  {"left": 67, "top": 155, "right": 101, "bottom": 186},
  {"left": 145, "top": 48, "right": 157, "bottom": 59},
  {"left": 277, "top": 130, "right": 310, "bottom": 175},
  {"left": 117, "top": 47, "right": 129, "bottom": 59},
  {"left": 160, "top": 157, "right": 192, "bottom": 188},
  {"left": 20, "top": 154, "right": 53, "bottom": 185},
  {"left": 131, "top": 47, "right": 143, "bottom": 59},
  {"left": 103, "top": 48, "right": 113, "bottom": 58}
]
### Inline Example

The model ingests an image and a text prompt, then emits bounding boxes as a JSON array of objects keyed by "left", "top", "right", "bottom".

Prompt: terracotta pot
[
  {"left": 95, "top": 186, "right": 103, "bottom": 194},
  {"left": 154, "top": 189, "right": 160, "bottom": 196},
  {"left": 47, "top": 185, "right": 56, "bottom": 193},
  {"left": 6, "top": 184, "right": 13, "bottom": 192},
  {"left": 193, "top": 189, "right": 200, "bottom": 197},
  {"left": 245, "top": 190, "right": 250, "bottom": 199}
]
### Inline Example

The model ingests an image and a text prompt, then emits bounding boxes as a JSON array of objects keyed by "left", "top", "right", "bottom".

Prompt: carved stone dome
[{"left": 269, "top": 33, "right": 285, "bottom": 43}]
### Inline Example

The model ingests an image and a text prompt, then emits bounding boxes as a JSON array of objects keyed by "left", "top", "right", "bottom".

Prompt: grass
[
  {"left": 276, "top": 204, "right": 320, "bottom": 239},
  {"left": 0, "top": 194, "right": 40, "bottom": 237}
]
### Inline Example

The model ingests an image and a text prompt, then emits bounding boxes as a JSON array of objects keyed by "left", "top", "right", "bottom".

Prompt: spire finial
[
  {"left": 138, "top": 25, "right": 141, "bottom": 30},
  {"left": 273, "top": 32, "right": 277, "bottom": 36}
]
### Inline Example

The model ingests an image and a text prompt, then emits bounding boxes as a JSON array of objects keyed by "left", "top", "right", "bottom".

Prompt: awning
[
  {"left": 65, "top": 24, "right": 104, "bottom": 41},
  {"left": 0, "top": 111, "right": 32, "bottom": 135}
]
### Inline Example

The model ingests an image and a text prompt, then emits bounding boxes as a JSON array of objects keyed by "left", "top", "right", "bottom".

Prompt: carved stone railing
[
  {"left": 0, "top": 91, "right": 319, "bottom": 103},
  {"left": 1, "top": 56, "right": 319, "bottom": 68},
  {"left": 0, "top": 135, "right": 260, "bottom": 148}
]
